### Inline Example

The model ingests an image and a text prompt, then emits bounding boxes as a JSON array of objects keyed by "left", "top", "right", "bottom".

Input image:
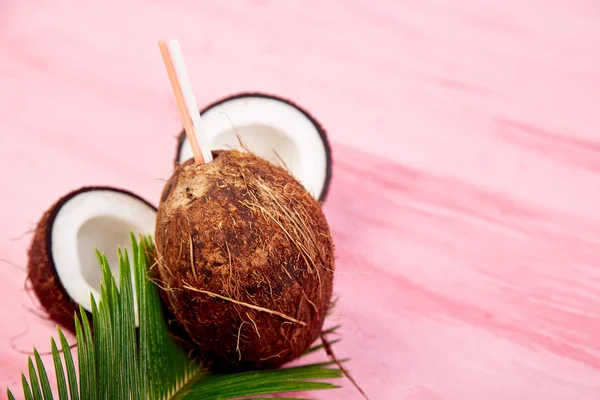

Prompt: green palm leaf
[{"left": 8, "top": 234, "right": 342, "bottom": 399}]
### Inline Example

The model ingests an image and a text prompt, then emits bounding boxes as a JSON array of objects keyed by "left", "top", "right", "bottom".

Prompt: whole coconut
[{"left": 154, "top": 150, "right": 335, "bottom": 371}]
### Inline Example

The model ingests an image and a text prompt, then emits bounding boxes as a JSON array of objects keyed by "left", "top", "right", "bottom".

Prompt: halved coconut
[
  {"left": 175, "top": 92, "right": 333, "bottom": 202},
  {"left": 27, "top": 186, "right": 156, "bottom": 333}
]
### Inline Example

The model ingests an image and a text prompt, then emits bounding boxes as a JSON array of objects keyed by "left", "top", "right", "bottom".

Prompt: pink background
[{"left": 2, "top": 1, "right": 600, "bottom": 399}]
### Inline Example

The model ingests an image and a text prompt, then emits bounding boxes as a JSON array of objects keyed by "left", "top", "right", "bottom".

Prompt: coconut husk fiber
[{"left": 154, "top": 150, "right": 335, "bottom": 371}]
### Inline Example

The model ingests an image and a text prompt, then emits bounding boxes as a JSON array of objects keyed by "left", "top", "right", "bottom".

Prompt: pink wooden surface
[{"left": 2, "top": 1, "right": 600, "bottom": 399}]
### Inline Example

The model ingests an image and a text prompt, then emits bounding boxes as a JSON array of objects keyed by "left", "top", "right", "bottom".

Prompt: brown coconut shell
[
  {"left": 27, "top": 186, "right": 157, "bottom": 334},
  {"left": 174, "top": 92, "right": 333, "bottom": 202},
  {"left": 155, "top": 150, "right": 335, "bottom": 371}
]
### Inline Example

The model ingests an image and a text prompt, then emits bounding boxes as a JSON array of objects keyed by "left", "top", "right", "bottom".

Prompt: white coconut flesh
[
  {"left": 178, "top": 96, "right": 329, "bottom": 200},
  {"left": 50, "top": 190, "right": 156, "bottom": 326}
]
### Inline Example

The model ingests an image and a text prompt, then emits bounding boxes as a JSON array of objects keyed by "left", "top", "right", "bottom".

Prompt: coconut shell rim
[
  {"left": 29, "top": 185, "right": 157, "bottom": 332},
  {"left": 174, "top": 91, "right": 333, "bottom": 203}
]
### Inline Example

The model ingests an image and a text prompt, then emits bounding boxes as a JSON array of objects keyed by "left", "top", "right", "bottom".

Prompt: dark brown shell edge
[{"left": 173, "top": 92, "right": 333, "bottom": 203}]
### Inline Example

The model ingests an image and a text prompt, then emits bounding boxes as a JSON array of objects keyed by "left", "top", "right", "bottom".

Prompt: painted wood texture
[{"left": 1, "top": 1, "right": 600, "bottom": 399}]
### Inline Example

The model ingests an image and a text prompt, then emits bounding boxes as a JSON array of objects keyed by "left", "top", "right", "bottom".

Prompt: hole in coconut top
[
  {"left": 211, "top": 123, "right": 301, "bottom": 174},
  {"left": 77, "top": 215, "right": 135, "bottom": 292}
]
